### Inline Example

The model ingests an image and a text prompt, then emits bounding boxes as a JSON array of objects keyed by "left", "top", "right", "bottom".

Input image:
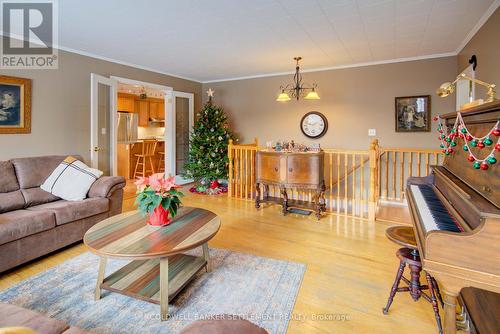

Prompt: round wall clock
[{"left": 300, "top": 111, "right": 328, "bottom": 139}]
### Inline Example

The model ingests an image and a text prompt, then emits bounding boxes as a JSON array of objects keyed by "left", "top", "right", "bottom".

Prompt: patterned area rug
[{"left": 0, "top": 248, "right": 305, "bottom": 334}]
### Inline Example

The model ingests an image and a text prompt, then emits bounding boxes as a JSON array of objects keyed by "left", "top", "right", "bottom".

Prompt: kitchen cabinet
[
  {"left": 149, "top": 100, "right": 165, "bottom": 120},
  {"left": 117, "top": 93, "right": 135, "bottom": 112},
  {"left": 136, "top": 100, "right": 150, "bottom": 126}
]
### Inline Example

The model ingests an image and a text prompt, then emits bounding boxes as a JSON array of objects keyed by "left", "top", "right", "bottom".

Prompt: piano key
[{"left": 410, "top": 184, "right": 463, "bottom": 233}]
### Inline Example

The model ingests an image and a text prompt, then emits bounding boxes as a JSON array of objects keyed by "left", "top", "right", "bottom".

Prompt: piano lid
[{"left": 440, "top": 100, "right": 500, "bottom": 209}]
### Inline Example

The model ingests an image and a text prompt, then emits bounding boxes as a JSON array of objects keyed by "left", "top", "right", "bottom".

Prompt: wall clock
[{"left": 300, "top": 111, "right": 328, "bottom": 139}]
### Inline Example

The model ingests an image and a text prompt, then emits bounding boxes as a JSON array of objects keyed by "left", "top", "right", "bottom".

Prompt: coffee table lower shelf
[{"left": 100, "top": 254, "right": 207, "bottom": 305}]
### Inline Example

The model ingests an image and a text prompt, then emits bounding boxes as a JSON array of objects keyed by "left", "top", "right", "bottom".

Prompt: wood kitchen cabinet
[
  {"left": 255, "top": 151, "right": 326, "bottom": 219},
  {"left": 136, "top": 100, "right": 150, "bottom": 126},
  {"left": 117, "top": 94, "right": 135, "bottom": 112},
  {"left": 149, "top": 99, "right": 165, "bottom": 120}
]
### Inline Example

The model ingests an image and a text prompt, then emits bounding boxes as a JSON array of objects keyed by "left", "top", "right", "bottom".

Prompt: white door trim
[
  {"left": 171, "top": 91, "right": 194, "bottom": 182},
  {"left": 90, "top": 73, "right": 117, "bottom": 175}
]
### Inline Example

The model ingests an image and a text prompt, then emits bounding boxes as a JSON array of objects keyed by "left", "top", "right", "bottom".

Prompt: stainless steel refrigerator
[{"left": 117, "top": 112, "right": 138, "bottom": 144}]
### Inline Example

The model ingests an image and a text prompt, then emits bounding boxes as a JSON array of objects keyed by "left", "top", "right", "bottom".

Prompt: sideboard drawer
[
  {"left": 256, "top": 152, "right": 282, "bottom": 183},
  {"left": 286, "top": 154, "right": 322, "bottom": 185}
]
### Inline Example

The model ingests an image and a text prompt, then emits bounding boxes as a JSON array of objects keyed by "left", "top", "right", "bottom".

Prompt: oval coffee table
[{"left": 83, "top": 207, "right": 220, "bottom": 321}]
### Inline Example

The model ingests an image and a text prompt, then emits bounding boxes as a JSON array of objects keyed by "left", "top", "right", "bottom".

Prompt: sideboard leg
[
  {"left": 255, "top": 183, "right": 261, "bottom": 208},
  {"left": 281, "top": 187, "right": 288, "bottom": 215}
]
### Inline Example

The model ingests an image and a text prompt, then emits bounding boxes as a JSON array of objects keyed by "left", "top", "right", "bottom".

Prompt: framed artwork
[
  {"left": 0, "top": 75, "right": 31, "bottom": 134},
  {"left": 395, "top": 95, "right": 431, "bottom": 132}
]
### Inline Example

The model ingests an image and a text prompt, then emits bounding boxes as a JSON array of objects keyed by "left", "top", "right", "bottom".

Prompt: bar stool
[
  {"left": 383, "top": 226, "right": 444, "bottom": 334},
  {"left": 157, "top": 151, "right": 165, "bottom": 173},
  {"left": 133, "top": 140, "right": 157, "bottom": 179}
]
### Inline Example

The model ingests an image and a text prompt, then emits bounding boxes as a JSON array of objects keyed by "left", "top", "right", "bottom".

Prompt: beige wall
[
  {"left": 458, "top": 7, "right": 500, "bottom": 88},
  {"left": 203, "top": 57, "right": 457, "bottom": 150},
  {"left": 0, "top": 48, "right": 202, "bottom": 162}
]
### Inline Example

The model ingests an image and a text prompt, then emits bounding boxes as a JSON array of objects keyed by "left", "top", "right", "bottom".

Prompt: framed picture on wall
[
  {"left": 395, "top": 95, "right": 430, "bottom": 132},
  {"left": 0, "top": 75, "right": 32, "bottom": 134}
]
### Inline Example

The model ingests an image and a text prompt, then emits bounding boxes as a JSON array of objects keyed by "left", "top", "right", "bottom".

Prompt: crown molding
[
  {"left": 0, "top": 31, "right": 203, "bottom": 83},
  {"left": 455, "top": 0, "right": 500, "bottom": 54},
  {"left": 201, "top": 52, "right": 457, "bottom": 84}
]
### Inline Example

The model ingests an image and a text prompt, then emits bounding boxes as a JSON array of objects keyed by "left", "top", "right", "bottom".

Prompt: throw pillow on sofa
[{"left": 41, "top": 156, "right": 103, "bottom": 201}]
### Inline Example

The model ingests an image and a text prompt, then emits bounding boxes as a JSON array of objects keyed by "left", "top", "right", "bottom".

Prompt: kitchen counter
[{"left": 117, "top": 141, "right": 165, "bottom": 179}]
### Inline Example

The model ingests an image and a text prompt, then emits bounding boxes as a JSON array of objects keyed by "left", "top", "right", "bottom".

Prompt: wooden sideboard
[{"left": 255, "top": 150, "right": 326, "bottom": 219}]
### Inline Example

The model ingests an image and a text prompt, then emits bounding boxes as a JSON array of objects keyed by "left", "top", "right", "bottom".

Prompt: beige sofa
[
  {"left": 0, "top": 155, "right": 125, "bottom": 273},
  {"left": 0, "top": 303, "right": 88, "bottom": 334}
]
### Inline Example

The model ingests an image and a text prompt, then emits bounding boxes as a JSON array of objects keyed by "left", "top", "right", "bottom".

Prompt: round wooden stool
[{"left": 383, "top": 226, "right": 444, "bottom": 334}]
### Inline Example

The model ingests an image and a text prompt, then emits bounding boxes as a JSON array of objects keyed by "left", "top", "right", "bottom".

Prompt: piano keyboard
[{"left": 410, "top": 184, "right": 464, "bottom": 233}]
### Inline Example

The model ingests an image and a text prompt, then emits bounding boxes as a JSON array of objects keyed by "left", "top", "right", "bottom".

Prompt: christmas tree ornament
[
  {"left": 460, "top": 128, "right": 467, "bottom": 133},
  {"left": 451, "top": 141, "right": 457, "bottom": 147},
  {"left": 480, "top": 162, "right": 489, "bottom": 170},
  {"left": 463, "top": 145, "right": 468, "bottom": 151},
  {"left": 467, "top": 155, "right": 475, "bottom": 162},
  {"left": 478, "top": 141, "right": 485, "bottom": 148},
  {"left": 484, "top": 137, "right": 493, "bottom": 146},
  {"left": 496, "top": 143, "right": 500, "bottom": 151},
  {"left": 493, "top": 128, "right": 500, "bottom": 136},
  {"left": 473, "top": 161, "right": 481, "bottom": 169},
  {"left": 470, "top": 140, "right": 478, "bottom": 147},
  {"left": 466, "top": 134, "right": 473, "bottom": 141},
  {"left": 487, "top": 156, "right": 497, "bottom": 164}
]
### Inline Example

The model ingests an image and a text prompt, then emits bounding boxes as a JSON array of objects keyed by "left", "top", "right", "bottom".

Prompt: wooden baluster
[
  {"left": 239, "top": 149, "right": 244, "bottom": 199},
  {"left": 390, "top": 152, "right": 395, "bottom": 201},
  {"left": 368, "top": 139, "right": 379, "bottom": 221},
  {"left": 352, "top": 153, "right": 356, "bottom": 217},
  {"left": 399, "top": 152, "right": 405, "bottom": 201},
  {"left": 384, "top": 152, "right": 389, "bottom": 200},
  {"left": 408, "top": 152, "right": 413, "bottom": 178},
  {"left": 329, "top": 153, "right": 333, "bottom": 212},
  {"left": 360, "top": 155, "right": 365, "bottom": 219},
  {"left": 425, "top": 153, "right": 430, "bottom": 175},
  {"left": 434, "top": 153, "right": 439, "bottom": 168},
  {"left": 337, "top": 153, "right": 341, "bottom": 214},
  {"left": 250, "top": 149, "right": 254, "bottom": 199},
  {"left": 417, "top": 153, "right": 421, "bottom": 177},
  {"left": 244, "top": 149, "right": 249, "bottom": 200},
  {"left": 344, "top": 153, "right": 348, "bottom": 216},
  {"left": 228, "top": 140, "right": 233, "bottom": 197}
]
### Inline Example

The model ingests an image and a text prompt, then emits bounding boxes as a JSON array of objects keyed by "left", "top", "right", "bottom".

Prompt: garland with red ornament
[{"left": 434, "top": 113, "right": 500, "bottom": 170}]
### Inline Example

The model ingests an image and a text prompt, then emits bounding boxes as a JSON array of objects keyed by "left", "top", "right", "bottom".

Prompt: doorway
[{"left": 90, "top": 74, "right": 194, "bottom": 181}]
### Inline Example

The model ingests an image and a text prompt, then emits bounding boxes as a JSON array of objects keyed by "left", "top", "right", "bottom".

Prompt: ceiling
[{"left": 58, "top": 0, "right": 499, "bottom": 82}]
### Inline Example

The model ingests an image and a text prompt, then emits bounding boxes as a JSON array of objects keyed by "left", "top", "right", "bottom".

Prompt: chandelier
[{"left": 276, "top": 57, "right": 320, "bottom": 102}]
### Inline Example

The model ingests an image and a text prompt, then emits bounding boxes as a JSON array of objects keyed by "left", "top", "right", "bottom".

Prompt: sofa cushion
[
  {"left": 0, "top": 210, "right": 55, "bottom": 245},
  {"left": 11, "top": 155, "right": 83, "bottom": 189},
  {"left": 180, "top": 316, "right": 268, "bottom": 334},
  {"left": 0, "top": 190, "right": 25, "bottom": 214},
  {"left": 0, "top": 161, "right": 20, "bottom": 193},
  {"left": 21, "top": 187, "right": 60, "bottom": 208},
  {"left": 0, "top": 303, "right": 69, "bottom": 334},
  {"left": 27, "top": 198, "right": 109, "bottom": 225}
]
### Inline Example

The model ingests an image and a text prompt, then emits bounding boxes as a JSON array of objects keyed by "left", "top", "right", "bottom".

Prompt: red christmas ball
[
  {"left": 433, "top": 117, "right": 438, "bottom": 121},
  {"left": 467, "top": 155, "right": 475, "bottom": 162},
  {"left": 459, "top": 133, "right": 465, "bottom": 139},
  {"left": 466, "top": 134, "right": 473, "bottom": 141},
  {"left": 493, "top": 128, "right": 500, "bottom": 136},
  {"left": 209, "top": 180, "right": 219, "bottom": 189},
  {"left": 478, "top": 141, "right": 485, "bottom": 148},
  {"left": 480, "top": 162, "right": 489, "bottom": 170},
  {"left": 496, "top": 143, "right": 500, "bottom": 151}
]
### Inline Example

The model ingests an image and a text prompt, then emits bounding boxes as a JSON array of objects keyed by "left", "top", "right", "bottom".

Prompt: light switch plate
[
  {"left": 101, "top": 128, "right": 106, "bottom": 135},
  {"left": 368, "top": 129, "right": 376, "bottom": 136}
]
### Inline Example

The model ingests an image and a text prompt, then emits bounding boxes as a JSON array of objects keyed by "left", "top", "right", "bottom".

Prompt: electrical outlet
[{"left": 368, "top": 129, "right": 376, "bottom": 136}]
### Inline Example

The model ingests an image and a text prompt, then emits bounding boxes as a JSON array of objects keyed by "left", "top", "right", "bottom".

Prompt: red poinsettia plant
[{"left": 134, "top": 173, "right": 184, "bottom": 226}]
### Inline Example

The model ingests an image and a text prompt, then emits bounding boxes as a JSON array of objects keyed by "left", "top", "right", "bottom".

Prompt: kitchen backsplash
[{"left": 138, "top": 126, "right": 165, "bottom": 139}]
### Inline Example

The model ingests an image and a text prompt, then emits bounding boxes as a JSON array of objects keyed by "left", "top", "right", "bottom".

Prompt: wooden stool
[
  {"left": 383, "top": 226, "right": 444, "bottom": 334},
  {"left": 157, "top": 151, "right": 165, "bottom": 173},
  {"left": 133, "top": 140, "right": 157, "bottom": 179}
]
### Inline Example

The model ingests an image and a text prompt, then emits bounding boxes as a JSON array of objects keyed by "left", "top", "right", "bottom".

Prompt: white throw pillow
[{"left": 41, "top": 156, "right": 103, "bottom": 201}]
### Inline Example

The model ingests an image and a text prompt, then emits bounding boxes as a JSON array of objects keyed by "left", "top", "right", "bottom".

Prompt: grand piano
[{"left": 406, "top": 100, "right": 500, "bottom": 334}]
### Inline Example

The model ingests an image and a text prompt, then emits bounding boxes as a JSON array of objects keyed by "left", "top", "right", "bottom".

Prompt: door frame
[
  {"left": 171, "top": 91, "right": 194, "bottom": 181},
  {"left": 90, "top": 73, "right": 117, "bottom": 174},
  {"left": 110, "top": 76, "right": 174, "bottom": 176}
]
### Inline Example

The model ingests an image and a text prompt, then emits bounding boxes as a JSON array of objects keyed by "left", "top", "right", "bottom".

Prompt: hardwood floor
[{"left": 0, "top": 183, "right": 442, "bottom": 334}]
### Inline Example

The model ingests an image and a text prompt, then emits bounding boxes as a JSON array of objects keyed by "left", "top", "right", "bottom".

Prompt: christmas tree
[{"left": 183, "top": 89, "right": 235, "bottom": 193}]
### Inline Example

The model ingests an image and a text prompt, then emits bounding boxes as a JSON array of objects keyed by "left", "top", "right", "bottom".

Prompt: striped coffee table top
[{"left": 84, "top": 207, "right": 220, "bottom": 259}]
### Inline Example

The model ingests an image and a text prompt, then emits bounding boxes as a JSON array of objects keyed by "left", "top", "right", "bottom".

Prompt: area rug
[{"left": 0, "top": 248, "right": 305, "bottom": 334}]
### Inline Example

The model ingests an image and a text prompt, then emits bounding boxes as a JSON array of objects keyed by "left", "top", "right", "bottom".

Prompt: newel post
[
  {"left": 368, "top": 139, "right": 379, "bottom": 222},
  {"left": 228, "top": 139, "right": 234, "bottom": 197}
]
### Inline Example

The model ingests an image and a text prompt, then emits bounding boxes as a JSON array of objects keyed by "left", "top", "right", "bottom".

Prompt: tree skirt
[{"left": 189, "top": 182, "right": 228, "bottom": 195}]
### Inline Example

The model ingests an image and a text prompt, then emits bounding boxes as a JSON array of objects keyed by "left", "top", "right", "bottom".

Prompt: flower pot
[{"left": 147, "top": 206, "right": 172, "bottom": 226}]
